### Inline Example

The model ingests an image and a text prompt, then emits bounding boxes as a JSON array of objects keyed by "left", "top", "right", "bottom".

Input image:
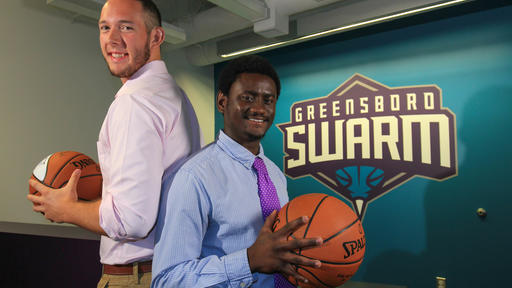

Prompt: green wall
[{"left": 216, "top": 2, "right": 512, "bottom": 287}]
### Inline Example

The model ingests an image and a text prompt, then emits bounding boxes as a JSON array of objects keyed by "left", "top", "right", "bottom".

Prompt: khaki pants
[{"left": 97, "top": 262, "right": 152, "bottom": 288}]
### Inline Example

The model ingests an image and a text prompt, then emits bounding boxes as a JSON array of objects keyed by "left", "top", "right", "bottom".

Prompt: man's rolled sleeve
[{"left": 99, "top": 192, "right": 126, "bottom": 240}]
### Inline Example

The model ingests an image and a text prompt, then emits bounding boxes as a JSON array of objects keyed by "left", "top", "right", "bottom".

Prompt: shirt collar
[
  {"left": 115, "top": 60, "right": 168, "bottom": 98},
  {"left": 217, "top": 130, "right": 264, "bottom": 170},
  {"left": 128, "top": 60, "right": 167, "bottom": 81}
]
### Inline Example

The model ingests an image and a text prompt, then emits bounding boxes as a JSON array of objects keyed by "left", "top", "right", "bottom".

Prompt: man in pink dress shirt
[{"left": 27, "top": 0, "right": 202, "bottom": 287}]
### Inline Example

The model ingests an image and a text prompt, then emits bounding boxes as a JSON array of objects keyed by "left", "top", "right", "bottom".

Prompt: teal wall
[{"left": 216, "top": 3, "right": 512, "bottom": 287}]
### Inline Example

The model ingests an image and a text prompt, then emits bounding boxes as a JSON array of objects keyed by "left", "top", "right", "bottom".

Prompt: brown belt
[{"left": 103, "top": 260, "right": 152, "bottom": 275}]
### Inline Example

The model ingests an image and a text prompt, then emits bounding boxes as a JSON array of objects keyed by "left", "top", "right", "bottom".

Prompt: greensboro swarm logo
[{"left": 278, "top": 74, "right": 457, "bottom": 220}]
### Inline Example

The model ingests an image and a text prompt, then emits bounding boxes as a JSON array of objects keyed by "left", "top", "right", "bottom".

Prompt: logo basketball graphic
[{"left": 278, "top": 74, "right": 457, "bottom": 219}]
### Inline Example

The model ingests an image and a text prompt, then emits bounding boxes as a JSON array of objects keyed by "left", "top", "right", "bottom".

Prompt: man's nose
[
  {"left": 249, "top": 97, "right": 266, "bottom": 114},
  {"left": 107, "top": 28, "right": 122, "bottom": 44}
]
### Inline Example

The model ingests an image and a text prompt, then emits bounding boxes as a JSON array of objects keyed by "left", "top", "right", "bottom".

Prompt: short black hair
[
  {"left": 136, "top": 0, "right": 162, "bottom": 30},
  {"left": 218, "top": 55, "right": 281, "bottom": 98}
]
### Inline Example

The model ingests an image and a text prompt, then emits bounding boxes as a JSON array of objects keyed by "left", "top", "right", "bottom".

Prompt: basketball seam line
[
  {"left": 44, "top": 156, "right": 49, "bottom": 182},
  {"left": 323, "top": 217, "right": 359, "bottom": 244},
  {"left": 302, "top": 195, "right": 329, "bottom": 239},
  {"left": 292, "top": 251, "right": 364, "bottom": 265},
  {"left": 296, "top": 266, "right": 336, "bottom": 288},
  {"left": 49, "top": 153, "right": 84, "bottom": 186},
  {"left": 300, "top": 195, "right": 329, "bottom": 257},
  {"left": 30, "top": 178, "right": 53, "bottom": 194},
  {"left": 58, "top": 174, "right": 102, "bottom": 201},
  {"left": 32, "top": 173, "right": 101, "bottom": 199},
  {"left": 57, "top": 173, "right": 103, "bottom": 188}
]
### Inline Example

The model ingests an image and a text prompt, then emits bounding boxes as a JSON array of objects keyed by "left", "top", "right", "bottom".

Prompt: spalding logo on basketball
[{"left": 273, "top": 193, "right": 365, "bottom": 288}]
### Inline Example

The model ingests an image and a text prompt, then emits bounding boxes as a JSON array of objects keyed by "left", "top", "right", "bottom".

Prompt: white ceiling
[{"left": 47, "top": 0, "right": 471, "bottom": 66}]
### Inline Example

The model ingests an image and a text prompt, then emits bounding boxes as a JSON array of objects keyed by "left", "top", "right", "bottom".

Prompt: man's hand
[
  {"left": 27, "top": 169, "right": 81, "bottom": 223},
  {"left": 247, "top": 210, "right": 323, "bottom": 284}
]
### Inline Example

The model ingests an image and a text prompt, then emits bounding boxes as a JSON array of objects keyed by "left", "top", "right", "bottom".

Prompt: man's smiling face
[
  {"left": 98, "top": 0, "right": 151, "bottom": 82},
  {"left": 217, "top": 72, "right": 277, "bottom": 151}
]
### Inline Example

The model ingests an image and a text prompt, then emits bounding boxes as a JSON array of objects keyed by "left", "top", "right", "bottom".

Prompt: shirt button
[{"left": 240, "top": 283, "right": 246, "bottom": 287}]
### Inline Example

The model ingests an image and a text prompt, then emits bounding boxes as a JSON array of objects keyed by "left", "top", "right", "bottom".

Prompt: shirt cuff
[
  {"left": 99, "top": 192, "right": 125, "bottom": 240},
  {"left": 223, "top": 249, "right": 254, "bottom": 288}
]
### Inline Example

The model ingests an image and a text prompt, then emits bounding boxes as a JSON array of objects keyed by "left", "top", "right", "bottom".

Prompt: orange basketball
[
  {"left": 29, "top": 151, "right": 102, "bottom": 201},
  {"left": 273, "top": 193, "right": 365, "bottom": 287}
]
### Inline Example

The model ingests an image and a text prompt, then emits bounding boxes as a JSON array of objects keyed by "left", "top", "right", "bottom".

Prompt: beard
[
  {"left": 243, "top": 110, "right": 271, "bottom": 141},
  {"left": 246, "top": 131, "right": 265, "bottom": 141},
  {"left": 107, "top": 40, "right": 151, "bottom": 79}
]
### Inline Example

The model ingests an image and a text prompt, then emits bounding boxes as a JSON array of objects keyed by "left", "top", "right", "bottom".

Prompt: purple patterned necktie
[{"left": 253, "top": 157, "right": 296, "bottom": 288}]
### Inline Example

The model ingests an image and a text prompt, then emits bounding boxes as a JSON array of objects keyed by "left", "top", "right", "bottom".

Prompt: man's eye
[
  {"left": 99, "top": 25, "right": 110, "bottom": 32},
  {"left": 242, "top": 95, "right": 254, "bottom": 102},
  {"left": 120, "top": 25, "right": 133, "bottom": 31}
]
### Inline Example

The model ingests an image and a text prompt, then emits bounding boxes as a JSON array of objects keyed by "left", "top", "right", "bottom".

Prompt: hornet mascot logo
[{"left": 278, "top": 74, "right": 457, "bottom": 220}]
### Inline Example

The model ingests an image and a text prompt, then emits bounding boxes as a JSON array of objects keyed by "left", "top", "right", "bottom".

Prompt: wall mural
[{"left": 278, "top": 74, "right": 457, "bottom": 220}]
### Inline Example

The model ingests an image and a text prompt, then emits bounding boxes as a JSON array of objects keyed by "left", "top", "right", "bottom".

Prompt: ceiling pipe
[
  {"left": 164, "top": 6, "right": 254, "bottom": 50},
  {"left": 254, "top": 0, "right": 290, "bottom": 38},
  {"left": 186, "top": 0, "right": 472, "bottom": 66},
  {"left": 185, "top": 41, "right": 221, "bottom": 67},
  {"left": 207, "top": 0, "right": 268, "bottom": 22},
  {"left": 166, "top": 0, "right": 346, "bottom": 50},
  {"left": 47, "top": 0, "right": 101, "bottom": 19},
  {"left": 162, "top": 22, "right": 187, "bottom": 44},
  {"left": 46, "top": 0, "right": 187, "bottom": 44},
  {"left": 46, "top": 0, "right": 346, "bottom": 50}
]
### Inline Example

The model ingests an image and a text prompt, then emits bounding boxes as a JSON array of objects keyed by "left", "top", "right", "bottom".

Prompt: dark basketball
[{"left": 273, "top": 193, "right": 365, "bottom": 287}]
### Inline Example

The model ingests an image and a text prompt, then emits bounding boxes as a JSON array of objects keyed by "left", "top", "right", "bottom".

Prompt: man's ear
[
  {"left": 216, "top": 91, "right": 227, "bottom": 114},
  {"left": 150, "top": 26, "right": 165, "bottom": 48}
]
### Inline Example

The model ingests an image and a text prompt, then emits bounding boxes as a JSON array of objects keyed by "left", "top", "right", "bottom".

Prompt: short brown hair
[{"left": 136, "top": 0, "right": 162, "bottom": 31}]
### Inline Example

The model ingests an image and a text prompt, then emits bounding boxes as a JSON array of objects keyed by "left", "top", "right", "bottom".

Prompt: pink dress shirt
[{"left": 97, "top": 60, "right": 202, "bottom": 265}]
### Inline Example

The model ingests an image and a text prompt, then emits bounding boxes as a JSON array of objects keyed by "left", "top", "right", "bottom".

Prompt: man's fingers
[
  {"left": 32, "top": 203, "right": 45, "bottom": 213},
  {"left": 282, "top": 251, "right": 322, "bottom": 268},
  {"left": 66, "top": 169, "right": 81, "bottom": 189},
  {"left": 262, "top": 210, "right": 278, "bottom": 230},
  {"left": 276, "top": 215, "right": 309, "bottom": 236},
  {"left": 27, "top": 193, "right": 42, "bottom": 205},
  {"left": 28, "top": 178, "right": 47, "bottom": 195},
  {"left": 280, "top": 237, "right": 323, "bottom": 251},
  {"left": 280, "top": 266, "right": 310, "bottom": 284}
]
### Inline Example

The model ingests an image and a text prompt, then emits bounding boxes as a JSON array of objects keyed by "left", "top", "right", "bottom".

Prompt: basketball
[
  {"left": 29, "top": 151, "right": 102, "bottom": 200},
  {"left": 273, "top": 193, "right": 365, "bottom": 288}
]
